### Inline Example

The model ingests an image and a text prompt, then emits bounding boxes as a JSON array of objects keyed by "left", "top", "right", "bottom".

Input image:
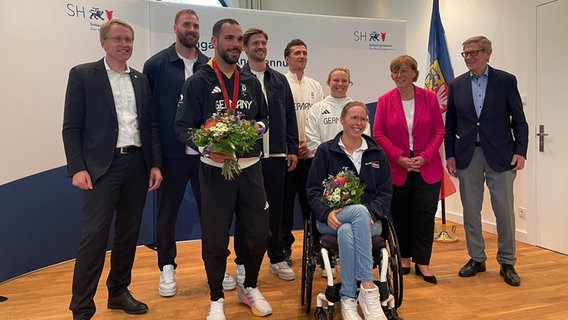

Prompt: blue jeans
[{"left": 316, "top": 204, "right": 382, "bottom": 300}]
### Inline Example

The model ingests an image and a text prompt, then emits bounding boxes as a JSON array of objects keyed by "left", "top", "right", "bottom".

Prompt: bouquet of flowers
[
  {"left": 191, "top": 111, "right": 263, "bottom": 180},
  {"left": 322, "top": 167, "right": 366, "bottom": 210}
]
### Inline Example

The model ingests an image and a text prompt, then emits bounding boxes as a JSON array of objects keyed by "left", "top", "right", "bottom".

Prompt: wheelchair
[{"left": 300, "top": 212, "right": 404, "bottom": 320}]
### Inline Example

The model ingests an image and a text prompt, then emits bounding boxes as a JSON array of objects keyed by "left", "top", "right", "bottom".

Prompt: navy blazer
[
  {"left": 444, "top": 66, "right": 528, "bottom": 172},
  {"left": 143, "top": 44, "right": 209, "bottom": 158},
  {"left": 62, "top": 58, "right": 162, "bottom": 183},
  {"left": 306, "top": 132, "right": 392, "bottom": 224},
  {"left": 242, "top": 62, "right": 299, "bottom": 156}
]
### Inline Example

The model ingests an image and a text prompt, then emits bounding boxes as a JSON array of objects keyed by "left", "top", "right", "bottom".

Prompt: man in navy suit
[
  {"left": 63, "top": 19, "right": 162, "bottom": 319},
  {"left": 445, "top": 36, "right": 528, "bottom": 287}
]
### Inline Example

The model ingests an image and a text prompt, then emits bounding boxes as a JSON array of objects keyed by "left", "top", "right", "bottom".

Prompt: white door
[{"left": 536, "top": 0, "right": 568, "bottom": 254}]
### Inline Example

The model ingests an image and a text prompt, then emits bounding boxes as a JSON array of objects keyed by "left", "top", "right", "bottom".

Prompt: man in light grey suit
[
  {"left": 445, "top": 35, "right": 528, "bottom": 287},
  {"left": 62, "top": 19, "right": 162, "bottom": 319}
]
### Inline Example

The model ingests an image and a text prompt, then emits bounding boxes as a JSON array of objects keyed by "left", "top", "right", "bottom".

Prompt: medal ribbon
[{"left": 212, "top": 59, "right": 239, "bottom": 112}]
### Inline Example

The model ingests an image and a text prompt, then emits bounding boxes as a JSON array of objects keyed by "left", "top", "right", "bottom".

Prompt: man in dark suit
[
  {"left": 445, "top": 36, "right": 528, "bottom": 287},
  {"left": 62, "top": 19, "right": 162, "bottom": 320}
]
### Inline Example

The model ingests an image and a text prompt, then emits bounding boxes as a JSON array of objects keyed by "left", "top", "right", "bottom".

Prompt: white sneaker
[
  {"left": 206, "top": 272, "right": 236, "bottom": 291},
  {"left": 236, "top": 264, "right": 245, "bottom": 287},
  {"left": 238, "top": 286, "right": 272, "bottom": 317},
  {"left": 206, "top": 298, "right": 226, "bottom": 320},
  {"left": 223, "top": 272, "right": 236, "bottom": 291},
  {"left": 357, "top": 284, "right": 387, "bottom": 320},
  {"left": 158, "top": 264, "right": 177, "bottom": 297},
  {"left": 341, "top": 298, "right": 363, "bottom": 320},
  {"left": 268, "top": 261, "right": 296, "bottom": 280},
  {"left": 321, "top": 267, "right": 336, "bottom": 279}
]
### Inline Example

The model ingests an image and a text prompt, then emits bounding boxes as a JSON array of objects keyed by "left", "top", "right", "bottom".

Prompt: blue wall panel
[{"left": 0, "top": 167, "right": 155, "bottom": 283}]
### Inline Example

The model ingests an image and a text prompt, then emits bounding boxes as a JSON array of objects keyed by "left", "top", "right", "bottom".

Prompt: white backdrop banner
[
  {"left": 0, "top": 0, "right": 404, "bottom": 185},
  {"left": 0, "top": 0, "right": 150, "bottom": 185},
  {"left": 149, "top": 2, "right": 405, "bottom": 104}
]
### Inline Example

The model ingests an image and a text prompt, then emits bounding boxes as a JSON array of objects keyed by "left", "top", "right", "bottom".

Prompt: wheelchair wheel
[
  {"left": 385, "top": 218, "right": 404, "bottom": 308},
  {"left": 301, "top": 215, "right": 316, "bottom": 312}
]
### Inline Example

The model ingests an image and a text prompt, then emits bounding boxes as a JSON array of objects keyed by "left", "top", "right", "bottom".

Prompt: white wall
[
  {"left": 258, "top": 0, "right": 538, "bottom": 244},
  {"left": 259, "top": 0, "right": 355, "bottom": 16}
]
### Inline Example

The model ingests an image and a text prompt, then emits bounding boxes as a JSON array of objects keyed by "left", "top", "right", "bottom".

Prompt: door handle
[{"left": 536, "top": 124, "right": 549, "bottom": 152}]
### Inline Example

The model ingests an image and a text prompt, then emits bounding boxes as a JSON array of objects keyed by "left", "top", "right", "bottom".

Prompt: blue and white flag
[{"left": 425, "top": 0, "right": 454, "bottom": 113}]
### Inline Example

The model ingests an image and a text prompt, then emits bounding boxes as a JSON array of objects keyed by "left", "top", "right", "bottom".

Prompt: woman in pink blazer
[{"left": 373, "top": 55, "right": 444, "bottom": 284}]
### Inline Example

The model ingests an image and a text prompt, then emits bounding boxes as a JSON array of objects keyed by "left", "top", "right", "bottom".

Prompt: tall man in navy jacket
[
  {"left": 63, "top": 19, "right": 162, "bottom": 319},
  {"left": 445, "top": 36, "right": 528, "bottom": 287},
  {"left": 143, "top": 8, "right": 236, "bottom": 297},
  {"left": 233, "top": 27, "right": 299, "bottom": 284}
]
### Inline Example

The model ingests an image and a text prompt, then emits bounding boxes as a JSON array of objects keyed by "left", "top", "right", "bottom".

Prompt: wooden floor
[{"left": 2, "top": 221, "right": 568, "bottom": 320}]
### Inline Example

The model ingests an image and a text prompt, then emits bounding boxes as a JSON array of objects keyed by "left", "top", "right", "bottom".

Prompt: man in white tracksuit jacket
[{"left": 281, "top": 39, "right": 324, "bottom": 264}]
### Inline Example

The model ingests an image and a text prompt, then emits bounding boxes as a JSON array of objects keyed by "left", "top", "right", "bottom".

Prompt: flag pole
[
  {"left": 434, "top": 169, "right": 458, "bottom": 242},
  {"left": 434, "top": 198, "right": 458, "bottom": 243},
  {"left": 426, "top": 0, "right": 459, "bottom": 243}
]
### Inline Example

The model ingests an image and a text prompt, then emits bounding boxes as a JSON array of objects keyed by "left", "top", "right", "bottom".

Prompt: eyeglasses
[
  {"left": 461, "top": 49, "right": 484, "bottom": 58},
  {"left": 348, "top": 116, "right": 368, "bottom": 123},
  {"left": 391, "top": 68, "right": 411, "bottom": 75},
  {"left": 106, "top": 36, "right": 133, "bottom": 44}
]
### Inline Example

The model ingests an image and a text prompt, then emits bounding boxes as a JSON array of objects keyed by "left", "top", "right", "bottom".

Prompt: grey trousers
[{"left": 457, "top": 147, "right": 517, "bottom": 265}]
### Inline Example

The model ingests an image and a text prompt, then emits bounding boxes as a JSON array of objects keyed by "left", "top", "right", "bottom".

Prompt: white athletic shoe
[
  {"left": 223, "top": 272, "right": 236, "bottom": 291},
  {"left": 206, "top": 272, "right": 236, "bottom": 291},
  {"left": 341, "top": 298, "right": 363, "bottom": 320},
  {"left": 206, "top": 298, "right": 226, "bottom": 320},
  {"left": 357, "top": 284, "right": 387, "bottom": 320},
  {"left": 158, "top": 264, "right": 177, "bottom": 297},
  {"left": 236, "top": 264, "right": 245, "bottom": 287},
  {"left": 268, "top": 261, "right": 296, "bottom": 280},
  {"left": 238, "top": 286, "right": 272, "bottom": 317}
]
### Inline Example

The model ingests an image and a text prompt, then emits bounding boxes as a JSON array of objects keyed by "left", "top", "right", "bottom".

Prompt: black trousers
[
  {"left": 156, "top": 155, "right": 201, "bottom": 270},
  {"left": 281, "top": 158, "right": 312, "bottom": 251},
  {"left": 391, "top": 172, "right": 441, "bottom": 265},
  {"left": 199, "top": 162, "right": 269, "bottom": 301},
  {"left": 235, "top": 157, "right": 287, "bottom": 265},
  {"left": 69, "top": 151, "right": 148, "bottom": 318}
]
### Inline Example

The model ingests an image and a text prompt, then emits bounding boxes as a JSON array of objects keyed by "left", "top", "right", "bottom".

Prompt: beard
[
  {"left": 249, "top": 50, "right": 266, "bottom": 63},
  {"left": 218, "top": 48, "right": 241, "bottom": 65},
  {"left": 177, "top": 32, "right": 198, "bottom": 49}
]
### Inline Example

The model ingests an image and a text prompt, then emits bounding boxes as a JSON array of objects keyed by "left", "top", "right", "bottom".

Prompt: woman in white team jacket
[{"left": 306, "top": 67, "right": 370, "bottom": 154}]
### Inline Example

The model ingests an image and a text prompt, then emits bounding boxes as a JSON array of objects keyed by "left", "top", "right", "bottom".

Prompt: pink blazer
[{"left": 373, "top": 86, "right": 445, "bottom": 186}]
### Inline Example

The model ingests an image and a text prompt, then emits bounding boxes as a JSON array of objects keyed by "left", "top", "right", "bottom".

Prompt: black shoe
[
  {"left": 458, "top": 259, "right": 486, "bottom": 277},
  {"left": 500, "top": 264, "right": 521, "bottom": 286},
  {"left": 401, "top": 267, "right": 411, "bottom": 275},
  {"left": 415, "top": 264, "right": 437, "bottom": 284},
  {"left": 107, "top": 291, "right": 148, "bottom": 314}
]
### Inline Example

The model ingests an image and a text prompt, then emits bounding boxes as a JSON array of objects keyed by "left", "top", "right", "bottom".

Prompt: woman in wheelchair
[{"left": 307, "top": 101, "right": 392, "bottom": 320}]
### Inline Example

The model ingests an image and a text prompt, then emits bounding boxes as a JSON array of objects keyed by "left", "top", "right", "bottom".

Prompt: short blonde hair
[
  {"left": 341, "top": 101, "right": 368, "bottom": 119},
  {"left": 327, "top": 67, "right": 352, "bottom": 86},
  {"left": 462, "top": 35, "right": 493, "bottom": 57},
  {"left": 390, "top": 55, "right": 419, "bottom": 82},
  {"left": 99, "top": 19, "right": 134, "bottom": 42}
]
